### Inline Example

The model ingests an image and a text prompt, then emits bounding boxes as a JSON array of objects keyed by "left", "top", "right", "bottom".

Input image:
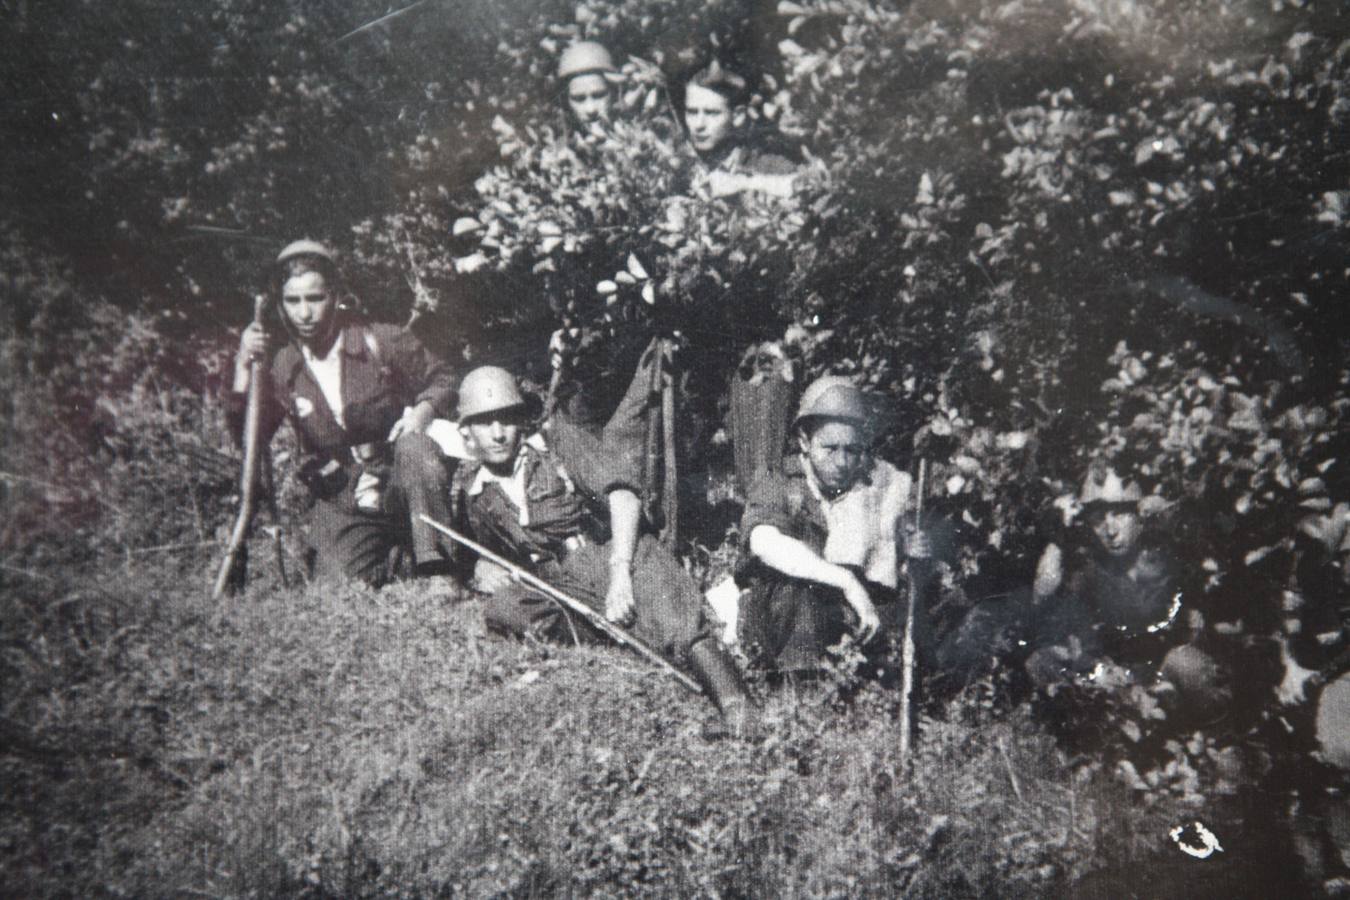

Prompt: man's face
[
  {"left": 1087, "top": 505, "right": 1143, "bottom": 558},
  {"left": 460, "top": 410, "right": 526, "bottom": 471},
  {"left": 684, "top": 83, "right": 734, "bottom": 154},
  {"left": 281, "top": 270, "right": 337, "bottom": 347},
  {"left": 566, "top": 73, "right": 611, "bottom": 126},
  {"left": 799, "top": 419, "right": 867, "bottom": 494}
]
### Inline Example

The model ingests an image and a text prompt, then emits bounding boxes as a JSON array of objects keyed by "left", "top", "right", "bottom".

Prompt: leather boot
[{"left": 688, "top": 638, "right": 760, "bottom": 741}]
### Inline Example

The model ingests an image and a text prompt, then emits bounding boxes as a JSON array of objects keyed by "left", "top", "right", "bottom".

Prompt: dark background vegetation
[{"left": 1, "top": 0, "right": 1347, "bottom": 895}]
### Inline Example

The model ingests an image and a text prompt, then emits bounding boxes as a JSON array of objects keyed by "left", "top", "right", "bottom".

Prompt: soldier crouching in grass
[
  {"left": 736, "top": 375, "right": 935, "bottom": 682},
  {"left": 1024, "top": 467, "right": 1232, "bottom": 723},
  {"left": 230, "top": 240, "right": 459, "bottom": 587},
  {"left": 451, "top": 350, "right": 760, "bottom": 740}
]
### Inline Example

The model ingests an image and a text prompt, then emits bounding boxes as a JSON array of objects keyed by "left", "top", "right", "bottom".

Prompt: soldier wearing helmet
[
  {"left": 681, "top": 61, "right": 799, "bottom": 200},
  {"left": 1023, "top": 465, "right": 1231, "bottom": 721},
  {"left": 452, "top": 347, "right": 760, "bottom": 740},
  {"left": 229, "top": 239, "right": 459, "bottom": 586},
  {"left": 558, "top": 40, "right": 617, "bottom": 130},
  {"left": 736, "top": 375, "right": 933, "bottom": 675}
]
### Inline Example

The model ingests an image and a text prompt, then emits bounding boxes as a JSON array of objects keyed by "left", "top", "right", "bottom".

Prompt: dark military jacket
[
  {"left": 1034, "top": 545, "right": 1179, "bottom": 669},
  {"left": 456, "top": 419, "right": 643, "bottom": 567},
  {"left": 228, "top": 318, "right": 456, "bottom": 486}
]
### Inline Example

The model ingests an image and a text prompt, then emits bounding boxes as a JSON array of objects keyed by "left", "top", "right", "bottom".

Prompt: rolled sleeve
[
  {"left": 549, "top": 418, "right": 643, "bottom": 498},
  {"left": 740, "top": 470, "right": 797, "bottom": 551}
]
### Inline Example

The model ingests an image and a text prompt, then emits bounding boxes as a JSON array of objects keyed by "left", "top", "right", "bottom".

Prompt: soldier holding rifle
[
  {"left": 449, "top": 346, "right": 759, "bottom": 739},
  {"left": 229, "top": 240, "right": 459, "bottom": 586}
]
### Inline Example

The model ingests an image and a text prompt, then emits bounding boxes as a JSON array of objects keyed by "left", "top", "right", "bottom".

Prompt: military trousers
[
  {"left": 308, "top": 432, "right": 455, "bottom": 586},
  {"left": 483, "top": 532, "right": 713, "bottom": 667},
  {"left": 740, "top": 575, "right": 932, "bottom": 676}
]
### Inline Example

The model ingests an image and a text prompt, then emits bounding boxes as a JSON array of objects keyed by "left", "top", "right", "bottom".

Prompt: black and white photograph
[{"left": 2, "top": 0, "right": 1348, "bottom": 895}]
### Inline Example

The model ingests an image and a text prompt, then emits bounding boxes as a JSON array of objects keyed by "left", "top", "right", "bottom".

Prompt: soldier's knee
[{"left": 394, "top": 432, "right": 447, "bottom": 479}]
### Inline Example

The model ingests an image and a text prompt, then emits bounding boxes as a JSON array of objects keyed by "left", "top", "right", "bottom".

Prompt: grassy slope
[{"left": 2, "top": 561, "right": 1173, "bottom": 898}]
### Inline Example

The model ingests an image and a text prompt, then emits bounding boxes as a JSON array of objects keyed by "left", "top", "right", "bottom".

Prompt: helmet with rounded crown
[
  {"left": 793, "top": 375, "right": 869, "bottom": 431},
  {"left": 558, "top": 41, "right": 615, "bottom": 80},
  {"left": 458, "top": 366, "right": 526, "bottom": 421}
]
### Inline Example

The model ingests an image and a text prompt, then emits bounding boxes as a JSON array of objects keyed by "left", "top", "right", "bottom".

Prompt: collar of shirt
[
  {"left": 800, "top": 453, "right": 902, "bottom": 588},
  {"left": 800, "top": 453, "right": 874, "bottom": 506},
  {"left": 300, "top": 331, "right": 346, "bottom": 428},
  {"left": 466, "top": 433, "right": 551, "bottom": 526}
]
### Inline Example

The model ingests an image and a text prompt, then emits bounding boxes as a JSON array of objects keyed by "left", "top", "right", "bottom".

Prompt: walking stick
[
  {"left": 212, "top": 295, "right": 269, "bottom": 598},
  {"left": 419, "top": 515, "right": 701, "bottom": 693},
  {"left": 899, "top": 458, "right": 926, "bottom": 761}
]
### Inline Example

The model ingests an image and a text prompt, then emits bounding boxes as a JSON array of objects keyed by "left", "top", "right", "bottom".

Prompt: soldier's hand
[
  {"left": 388, "top": 401, "right": 436, "bottom": 441},
  {"left": 237, "top": 321, "right": 270, "bottom": 367},
  {"left": 903, "top": 526, "right": 933, "bottom": 560},
  {"left": 1277, "top": 658, "right": 1318, "bottom": 706},
  {"left": 605, "top": 562, "right": 637, "bottom": 626},
  {"left": 843, "top": 576, "right": 880, "bottom": 644}
]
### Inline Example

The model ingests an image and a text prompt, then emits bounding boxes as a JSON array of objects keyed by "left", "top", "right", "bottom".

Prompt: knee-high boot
[{"left": 688, "top": 637, "right": 760, "bottom": 741}]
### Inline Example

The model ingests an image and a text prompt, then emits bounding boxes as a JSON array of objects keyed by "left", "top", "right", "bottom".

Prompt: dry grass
[{"left": 1, "top": 557, "right": 1190, "bottom": 898}]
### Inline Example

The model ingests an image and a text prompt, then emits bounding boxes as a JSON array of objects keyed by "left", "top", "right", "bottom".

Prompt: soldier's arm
[
  {"left": 749, "top": 525, "right": 880, "bottom": 642},
  {"left": 603, "top": 487, "right": 642, "bottom": 625}
]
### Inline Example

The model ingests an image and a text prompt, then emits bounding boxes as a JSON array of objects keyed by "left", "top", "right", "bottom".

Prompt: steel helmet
[
  {"left": 1079, "top": 467, "right": 1143, "bottom": 507},
  {"left": 793, "top": 375, "right": 869, "bottom": 430},
  {"left": 458, "top": 366, "right": 526, "bottom": 421},
  {"left": 558, "top": 41, "right": 615, "bottom": 80},
  {"left": 276, "top": 239, "right": 335, "bottom": 266}
]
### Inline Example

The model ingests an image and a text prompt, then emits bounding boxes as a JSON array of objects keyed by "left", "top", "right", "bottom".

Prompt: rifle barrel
[{"left": 418, "top": 515, "right": 701, "bottom": 693}]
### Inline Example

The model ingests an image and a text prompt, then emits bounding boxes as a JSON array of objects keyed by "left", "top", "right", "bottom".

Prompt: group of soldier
[{"left": 229, "top": 39, "right": 1350, "bottom": 877}]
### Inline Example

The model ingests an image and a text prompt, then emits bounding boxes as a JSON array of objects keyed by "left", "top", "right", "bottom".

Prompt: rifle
[
  {"left": 899, "top": 458, "right": 927, "bottom": 761},
  {"left": 418, "top": 514, "right": 701, "bottom": 693},
  {"left": 212, "top": 295, "right": 270, "bottom": 598}
]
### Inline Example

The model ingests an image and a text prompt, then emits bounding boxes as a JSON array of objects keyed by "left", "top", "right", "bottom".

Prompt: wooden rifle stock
[
  {"left": 212, "top": 295, "right": 269, "bottom": 598},
  {"left": 418, "top": 514, "right": 701, "bottom": 693}
]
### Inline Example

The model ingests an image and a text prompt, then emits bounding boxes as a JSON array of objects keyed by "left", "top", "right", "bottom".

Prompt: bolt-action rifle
[
  {"left": 418, "top": 514, "right": 700, "bottom": 693},
  {"left": 212, "top": 295, "right": 270, "bottom": 598}
]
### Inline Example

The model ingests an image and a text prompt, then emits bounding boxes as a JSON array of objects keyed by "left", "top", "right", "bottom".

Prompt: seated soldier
[
  {"left": 681, "top": 61, "right": 799, "bottom": 199},
  {"left": 1025, "top": 467, "right": 1230, "bottom": 721},
  {"left": 737, "top": 375, "right": 933, "bottom": 676},
  {"left": 452, "top": 351, "right": 758, "bottom": 739},
  {"left": 230, "top": 240, "right": 458, "bottom": 586}
]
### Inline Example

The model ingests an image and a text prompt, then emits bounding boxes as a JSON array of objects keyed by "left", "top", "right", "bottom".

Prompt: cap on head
[
  {"left": 558, "top": 41, "right": 615, "bottom": 80},
  {"left": 276, "top": 239, "right": 335, "bottom": 266},
  {"left": 458, "top": 366, "right": 526, "bottom": 421},
  {"left": 1079, "top": 467, "right": 1143, "bottom": 508},
  {"left": 794, "top": 375, "right": 869, "bottom": 431}
]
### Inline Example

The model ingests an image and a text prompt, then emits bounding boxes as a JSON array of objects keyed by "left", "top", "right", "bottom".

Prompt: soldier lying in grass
[{"left": 451, "top": 346, "right": 759, "bottom": 740}]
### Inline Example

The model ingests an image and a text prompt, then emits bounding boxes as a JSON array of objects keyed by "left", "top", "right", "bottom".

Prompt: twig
[
  {"left": 0, "top": 563, "right": 57, "bottom": 583},
  {"left": 998, "top": 737, "right": 1024, "bottom": 802},
  {"left": 898, "top": 458, "right": 926, "bottom": 762},
  {"left": 128, "top": 539, "right": 222, "bottom": 555},
  {"left": 336, "top": 0, "right": 431, "bottom": 43}
]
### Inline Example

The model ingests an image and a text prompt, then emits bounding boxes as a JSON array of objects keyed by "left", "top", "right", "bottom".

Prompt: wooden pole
[{"left": 899, "top": 458, "right": 927, "bottom": 761}]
